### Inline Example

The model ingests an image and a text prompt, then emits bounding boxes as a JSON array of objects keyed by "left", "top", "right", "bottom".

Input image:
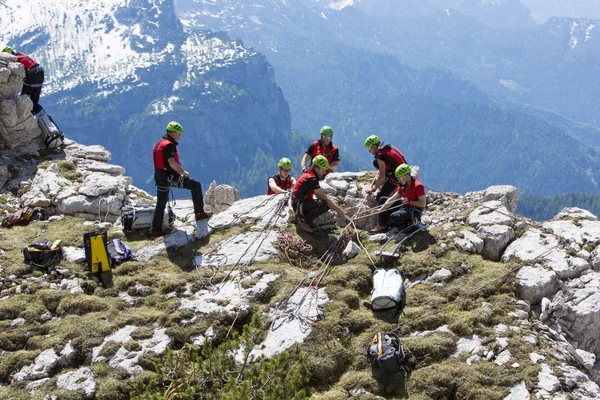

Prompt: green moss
[
  {"left": 0, "top": 387, "right": 32, "bottom": 400},
  {"left": 0, "top": 350, "right": 39, "bottom": 381},
  {"left": 402, "top": 333, "right": 457, "bottom": 368},
  {"left": 131, "top": 326, "right": 154, "bottom": 340},
  {"left": 56, "top": 295, "right": 113, "bottom": 316},
  {"left": 99, "top": 341, "right": 122, "bottom": 358},
  {"left": 123, "top": 340, "right": 142, "bottom": 352},
  {"left": 409, "top": 362, "right": 513, "bottom": 399}
]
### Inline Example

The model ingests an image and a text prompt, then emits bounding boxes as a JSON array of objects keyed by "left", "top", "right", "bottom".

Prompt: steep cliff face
[{"left": 1, "top": 0, "right": 291, "bottom": 196}]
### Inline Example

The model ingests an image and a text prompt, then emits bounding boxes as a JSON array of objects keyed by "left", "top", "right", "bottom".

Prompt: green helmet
[
  {"left": 364, "top": 134, "right": 380, "bottom": 148},
  {"left": 166, "top": 121, "right": 183, "bottom": 134},
  {"left": 320, "top": 125, "right": 333, "bottom": 136},
  {"left": 395, "top": 163, "right": 411, "bottom": 178},
  {"left": 278, "top": 157, "right": 292, "bottom": 169},
  {"left": 312, "top": 155, "right": 329, "bottom": 170},
  {"left": 2, "top": 46, "right": 15, "bottom": 55}
]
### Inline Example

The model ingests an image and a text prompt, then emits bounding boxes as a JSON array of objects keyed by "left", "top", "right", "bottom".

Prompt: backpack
[
  {"left": 1, "top": 207, "right": 46, "bottom": 228},
  {"left": 369, "top": 268, "right": 406, "bottom": 313},
  {"left": 107, "top": 238, "right": 132, "bottom": 264},
  {"left": 33, "top": 107, "right": 65, "bottom": 150},
  {"left": 23, "top": 240, "right": 63, "bottom": 269},
  {"left": 367, "top": 332, "right": 411, "bottom": 374},
  {"left": 120, "top": 205, "right": 174, "bottom": 231}
]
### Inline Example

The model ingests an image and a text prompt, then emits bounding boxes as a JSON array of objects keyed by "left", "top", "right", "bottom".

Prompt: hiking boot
[
  {"left": 369, "top": 225, "right": 389, "bottom": 233},
  {"left": 297, "top": 219, "right": 314, "bottom": 233},
  {"left": 195, "top": 211, "right": 212, "bottom": 220}
]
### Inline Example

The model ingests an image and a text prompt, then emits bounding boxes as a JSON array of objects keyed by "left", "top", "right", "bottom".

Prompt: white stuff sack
[{"left": 370, "top": 268, "right": 406, "bottom": 313}]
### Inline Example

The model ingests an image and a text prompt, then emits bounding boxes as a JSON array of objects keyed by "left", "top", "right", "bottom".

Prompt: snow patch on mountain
[
  {"left": 329, "top": 0, "right": 354, "bottom": 11},
  {"left": 0, "top": 0, "right": 175, "bottom": 92}
]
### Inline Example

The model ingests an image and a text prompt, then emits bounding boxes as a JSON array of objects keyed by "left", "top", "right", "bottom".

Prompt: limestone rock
[
  {"left": 503, "top": 381, "right": 530, "bottom": 400},
  {"left": 21, "top": 163, "right": 70, "bottom": 207},
  {"left": 204, "top": 181, "right": 240, "bottom": 214},
  {"left": 478, "top": 224, "right": 515, "bottom": 261},
  {"left": 467, "top": 200, "right": 515, "bottom": 229},
  {"left": 516, "top": 266, "right": 559, "bottom": 305},
  {"left": 56, "top": 368, "right": 96, "bottom": 398},
  {"left": 542, "top": 219, "right": 600, "bottom": 246},
  {"left": 64, "top": 143, "right": 111, "bottom": 161},
  {"left": 555, "top": 207, "right": 598, "bottom": 221},
  {"left": 78, "top": 173, "right": 129, "bottom": 197},
  {"left": 483, "top": 185, "right": 519, "bottom": 213},
  {"left": 454, "top": 230, "right": 484, "bottom": 254},
  {"left": 12, "top": 349, "right": 60, "bottom": 382},
  {"left": 342, "top": 241, "right": 360, "bottom": 259}
]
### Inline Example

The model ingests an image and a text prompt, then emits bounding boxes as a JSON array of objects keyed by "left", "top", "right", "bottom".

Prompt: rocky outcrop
[{"left": 0, "top": 53, "right": 42, "bottom": 154}]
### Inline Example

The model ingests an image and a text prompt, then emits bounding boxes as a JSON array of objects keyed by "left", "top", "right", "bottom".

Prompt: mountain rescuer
[
  {"left": 267, "top": 157, "right": 296, "bottom": 195},
  {"left": 300, "top": 125, "right": 340, "bottom": 175},
  {"left": 292, "top": 155, "right": 345, "bottom": 233},
  {"left": 2, "top": 46, "right": 44, "bottom": 114},
  {"left": 151, "top": 121, "right": 211, "bottom": 236},
  {"left": 373, "top": 164, "right": 426, "bottom": 233},
  {"left": 364, "top": 134, "right": 407, "bottom": 201}
]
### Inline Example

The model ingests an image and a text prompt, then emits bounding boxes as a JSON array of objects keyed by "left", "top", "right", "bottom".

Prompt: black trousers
[
  {"left": 377, "top": 196, "right": 422, "bottom": 230},
  {"left": 376, "top": 177, "right": 399, "bottom": 202},
  {"left": 293, "top": 199, "right": 329, "bottom": 224},
  {"left": 22, "top": 67, "right": 44, "bottom": 112},
  {"left": 152, "top": 170, "right": 205, "bottom": 232}
]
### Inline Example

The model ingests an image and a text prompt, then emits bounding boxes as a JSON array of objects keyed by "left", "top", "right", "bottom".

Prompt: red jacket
[
  {"left": 397, "top": 179, "right": 425, "bottom": 209},
  {"left": 292, "top": 170, "right": 320, "bottom": 203},
  {"left": 152, "top": 135, "right": 180, "bottom": 173},
  {"left": 267, "top": 174, "right": 293, "bottom": 195},
  {"left": 16, "top": 53, "right": 39, "bottom": 71},
  {"left": 375, "top": 143, "right": 406, "bottom": 177}
]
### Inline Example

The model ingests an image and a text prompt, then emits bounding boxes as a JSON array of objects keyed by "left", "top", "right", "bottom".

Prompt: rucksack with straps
[
  {"left": 33, "top": 107, "right": 65, "bottom": 150},
  {"left": 367, "top": 332, "right": 411, "bottom": 373},
  {"left": 120, "top": 205, "right": 174, "bottom": 231},
  {"left": 107, "top": 238, "right": 133, "bottom": 264},
  {"left": 23, "top": 240, "right": 63, "bottom": 269},
  {"left": 1, "top": 207, "right": 46, "bottom": 228}
]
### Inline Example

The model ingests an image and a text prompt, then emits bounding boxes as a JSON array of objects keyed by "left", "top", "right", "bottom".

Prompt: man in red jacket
[
  {"left": 300, "top": 125, "right": 340, "bottom": 175},
  {"left": 2, "top": 46, "right": 44, "bottom": 113},
  {"left": 151, "top": 121, "right": 211, "bottom": 237},
  {"left": 267, "top": 158, "right": 296, "bottom": 195},
  {"left": 375, "top": 164, "right": 426, "bottom": 233},
  {"left": 364, "top": 134, "right": 407, "bottom": 201},
  {"left": 292, "top": 155, "right": 345, "bottom": 233}
]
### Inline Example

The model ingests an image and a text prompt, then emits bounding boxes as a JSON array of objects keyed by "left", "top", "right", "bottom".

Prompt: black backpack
[
  {"left": 23, "top": 240, "right": 63, "bottom": 269},
  {"left": 367, "top": 332, "right": 411, "bottom": 373}
]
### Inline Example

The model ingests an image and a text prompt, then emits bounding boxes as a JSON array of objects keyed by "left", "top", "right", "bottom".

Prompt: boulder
[
  {"left": 516, "top": 265, "right": 559, "bottom": 305},
  {"left": 12, "top": 349, "right": 60, "bottom": 382},
  {"left": 467, "top": 200, "right": 515, "bottom": 229},
  {"left": 78, "top": 173, "right": 129, "bottom": 197},
  {"left": 542, "top": 219, "right": 600, "bottom": 246},
  {"left": 478, "top": 224, "right": 515, "bottom": 261},
  {"left": 21, "top": 163, "right": 70, "bottom": 207},
  {"left": 58, "top": 194, "right": 125, "bottom": 220},
  {"left": 204, "top": 181, "right": 240, "bottom": 214},
  {"left": 555, "top": 207, "right": 598, "bottom": 221},
  {"left": 56, "top": 368, "right": 96, "bottom": 398},
  {"left": 64, "top": 143, "right": 111, "bottom": 162},
  {"left": 454, "top": 230, "right": 484, "bottom": 254},
  {"left": 557, "top": 272, "right": 600, "bottom": 355},
  {"left": 483, "top": 185, "right": 519, "bottom": 213}
]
